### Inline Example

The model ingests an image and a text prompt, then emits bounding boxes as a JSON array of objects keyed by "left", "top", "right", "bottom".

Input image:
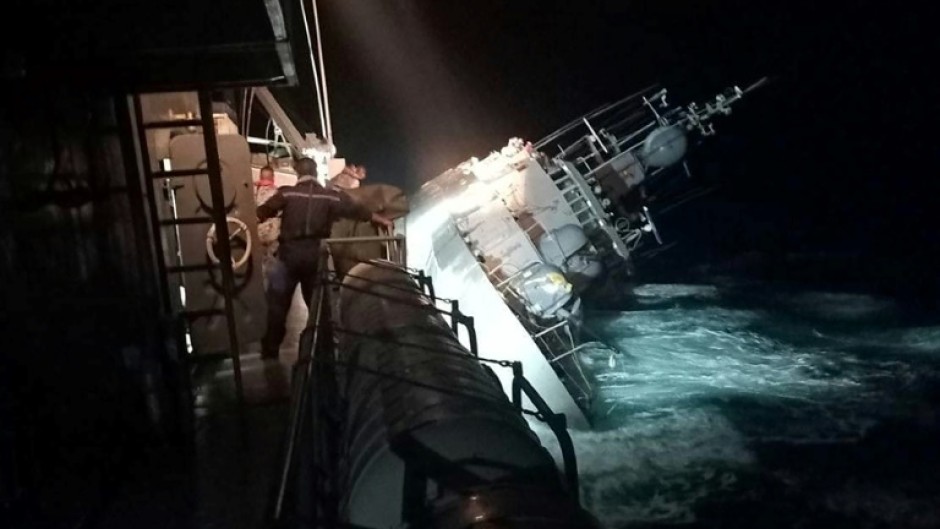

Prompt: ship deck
[{"left": 89, "top": 290, "right": 309, "bottom": 529}]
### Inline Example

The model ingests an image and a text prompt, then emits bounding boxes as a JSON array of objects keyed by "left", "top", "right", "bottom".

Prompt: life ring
[{"left": 206, "top": 216, "right": 252, "bottom": 270}]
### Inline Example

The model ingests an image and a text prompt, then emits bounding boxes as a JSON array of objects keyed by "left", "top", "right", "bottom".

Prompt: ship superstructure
[{"left": 407, "top": 80, "right": 766, "bottom": 426}]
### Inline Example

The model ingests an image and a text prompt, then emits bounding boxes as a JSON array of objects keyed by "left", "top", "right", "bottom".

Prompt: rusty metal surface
[{"left": 167, "top": 133, "right": 266, "bottom": 355}]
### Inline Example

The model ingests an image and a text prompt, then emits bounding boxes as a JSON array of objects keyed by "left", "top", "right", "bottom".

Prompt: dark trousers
[{"left": 261, "top": 239, "right": 321, "bottom": 357}]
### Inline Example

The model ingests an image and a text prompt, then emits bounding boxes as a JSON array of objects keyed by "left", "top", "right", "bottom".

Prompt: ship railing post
[
  {"left": 401, "top": 461, "right": 428, "bottom": 526},
  {"left": 449, "top": 300, "right": 460, "bottom": 334},
  {"left": 465, "top": 316, "right": 478, "bottom": 358},
  {"left": 400, "top": 236, "right": 407, "bottom": 268},
  {"left": 514, "top": 372, "right": 582, "bottom": 506},
  {"left": 417, "top": 270, "right": 436, "bottom": 300},
  {"left": 547, "top": 412, "right": 579, "bottom": 504},
  {"left": 511, "top": 362, "right": 523, "bottom": 410}
]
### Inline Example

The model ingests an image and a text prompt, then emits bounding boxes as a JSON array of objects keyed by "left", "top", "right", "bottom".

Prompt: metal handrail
[
  {"left": 558, "top": 161, "right": 632, "bottom": 259},
  {"left": 324, "top": 232, "right": 408, "bottom": 269},
  {"left": 273, "top": 234, "right": 408, "bottom": 524},
  {"left": 324, "top": 234, "right": 406, "bottom": 244},
  {"left": 510, "top": 362, "right": 580, "bottom": 504},
  {"left": 271, "top": 250, "right": 330, "bottom": 523},
  {"left": 270, "top": 236, "right": 584, "bottom": 526}
]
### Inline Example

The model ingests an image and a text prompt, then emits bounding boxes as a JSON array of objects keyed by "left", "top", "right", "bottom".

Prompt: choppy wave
[
  {"left": 898, "top": 326, "right": 940, "bottom": 353},
  {"left": 595, "top": 307, "right": 861, "bottom": 413},
  {"left": 532, "top": 410, "right": 753, "bottom": 525},
  {"left": 777, "top": 291, "right": 897, "bottom": 322},
  {"left": 824, "top": 481, "right": 940, "bottom": 528},
  {"left": 631, "top": 284, "right": 721, "bottom": 302},
  {"left": 543, "top": 283, "right": 940, "bottom": 527}
]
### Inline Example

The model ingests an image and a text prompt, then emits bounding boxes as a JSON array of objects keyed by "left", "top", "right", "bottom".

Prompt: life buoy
[{"left": 206, "top": 216, "right": 252, "bottom": 270}]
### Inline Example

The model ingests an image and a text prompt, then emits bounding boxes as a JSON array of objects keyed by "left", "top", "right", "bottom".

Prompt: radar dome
[{"left": 640, "top": 125, "right": 688, "bottom": 168}]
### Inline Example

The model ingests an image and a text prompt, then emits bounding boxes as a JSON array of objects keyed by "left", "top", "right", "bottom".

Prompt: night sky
[
  {"left": 279, "top": 0, "right": 935, "bottom": 299},
  {"left": 2, "top": 5, "right": 937, "bottom": 527}
]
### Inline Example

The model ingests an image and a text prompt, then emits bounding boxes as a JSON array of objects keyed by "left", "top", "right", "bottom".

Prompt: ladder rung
[
  {"left": 182, "top": 308, "right": 225, "bottom": 319},
  {"left": 152, "top": 169, "right": 208, "bottom": 179},
  {"left": 189, "top": 352, "right": 233, "bottom": 364},
  {"left": 160, "top": 216, "right": 214, "bottom": 226},
  {"left": 167, "top": 263, "right": 219, "bottom": 274},
  {"left": 572, "top": 206, "right": 592, "bottom": 216},
  {"left": 143, "top": 119, "right": 203, "bottom": 129}
]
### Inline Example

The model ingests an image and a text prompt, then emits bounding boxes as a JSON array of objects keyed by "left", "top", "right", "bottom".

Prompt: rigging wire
[
  {"left": 324, "top": 324, "right": 513, "bottom": 369},
  {"left": 299, "top": 0, "right": 328, "bottom": 140},
  {"left": 240, "top": 88, "right": 249, "bottom": 133},
  {"left": 244, "top": 87, "right": 256, "bottom": 139},
  {"left": 324, "top": 269, "right": 453, "bottom": 303},
  {"left": 305, "top": 352, "right": 546, "bottom": 421},
  {"left": 311, "top": 0, "right": 333, "bottom": 144}
]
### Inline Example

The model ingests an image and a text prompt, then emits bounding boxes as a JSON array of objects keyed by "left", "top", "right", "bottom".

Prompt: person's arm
[
  {"left": 334, "top": 191, "right": 373, "bottom": 222},
  {"left": 369, "top": 211, "right": 394, "bottom": 229},
  {"left": 334, "top": 190, "right": 395, "bottom": 229},
  {"left": 257, "top": 190, "right": 286, "bottom": 221}
]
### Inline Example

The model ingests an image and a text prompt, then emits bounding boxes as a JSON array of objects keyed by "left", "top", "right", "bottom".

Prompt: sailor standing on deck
[
  {"left": 254, "top": 165, "right": 280, "bottom": 288},
  {"left": 257, "top": 157, "right": 393, "bottom": 359}
]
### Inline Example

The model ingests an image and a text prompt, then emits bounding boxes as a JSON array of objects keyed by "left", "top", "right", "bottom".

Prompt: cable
[
  {"left": 264, "top": 118, "right": 274, "bottom": 162},
  {"left": 299, "top": 0, "right": 328, "bottom": 138},
  {"left": 244, "top": 87, "right": 256, "bottom": 137},
  {"left": 324, "top": 279, "right": 465, "bottom": 319},
  {"left": 325, "top": 268, "right": 454, "bottom": 303},
  {"left": 304, "top": 350, "right": 546, "bottom": 421},
  {"left": 311, "top": 0, "right": 333, "bottom": 144},
  {"left": 241, "top": 88, "right": 249, "bottom": 133},
  {"left": 325, "top": 324, "right": 513, "bottom": 368}
]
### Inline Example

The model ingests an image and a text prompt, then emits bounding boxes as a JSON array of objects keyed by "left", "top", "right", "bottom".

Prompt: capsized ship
[{"left": 406, "top": 80, "right": 766, "bottom": 428}]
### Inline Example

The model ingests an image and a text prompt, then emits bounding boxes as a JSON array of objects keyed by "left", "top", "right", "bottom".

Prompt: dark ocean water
[{"left": 533, "top": 280, "right": 940, "bottom": 528}]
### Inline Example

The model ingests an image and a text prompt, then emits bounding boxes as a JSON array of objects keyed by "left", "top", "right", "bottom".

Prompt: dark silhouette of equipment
[{"left": 275, "top": 260, "right": 598, "bottom": 529}]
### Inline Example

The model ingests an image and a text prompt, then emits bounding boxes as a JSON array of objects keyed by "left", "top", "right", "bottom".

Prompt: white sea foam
[
  {"left": 548, "top": 284, "right": 940, "bottom": 527},
  {"left": 632, "top": 283, "right": 721, "bottom": 301},
  {"left": 779, "top": 291, "right": 896, "bottom": 321},
  {"left": 531, "top": 410, "right": 753, "bottom": 526}
]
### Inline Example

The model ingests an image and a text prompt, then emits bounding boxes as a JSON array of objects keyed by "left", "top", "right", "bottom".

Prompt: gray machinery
[
  {"left": 133, "top": 92, "right": 265, "bottom": 401},
  {"left": 133, "top": 87, "right": 334, "bottom": 396},
  {"left": 275, "top": 260, "right": 598, "bottom": 529}
]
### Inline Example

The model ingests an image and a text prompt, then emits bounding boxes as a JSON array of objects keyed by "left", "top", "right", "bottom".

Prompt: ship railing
[
  {"left": 545, "top": 79, "right": 765, "bottom": 171},
  {"left": 535, "top": 83, "right": 662, "bottom": 151},
  {"left": 485, "top": 266, "right": 596, "bottom": 410},
  {"left": 272, "top": 235, "right": 584, "bottom": 526},
  {"left": 555, "top": 161, "right": 633, "bottom": 260},
  {"left": 509, "top": 361, "right": 580, "bottom": 503},
  {"left": 548, "top": 153, "right": 670, "bottom": 260},
  {"left": 530, "top": 319, "right": 595, "bottom": 410},
  {"left": 272, "top": 249, "right": 333, "bottom": 527},
  {"left": 273, "top": 233, "right": 406, "bottom": 527},
  {"left": 539, "top": 81, "right": 766, "bottom": 264},
  {"left": 323, "top": 230, "right": 408, "bottom": 267}
]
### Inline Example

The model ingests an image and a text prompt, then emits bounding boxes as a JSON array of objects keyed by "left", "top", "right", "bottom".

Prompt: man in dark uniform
[{"left": 257, "top": 157, "right": 393, "bottom": 359}]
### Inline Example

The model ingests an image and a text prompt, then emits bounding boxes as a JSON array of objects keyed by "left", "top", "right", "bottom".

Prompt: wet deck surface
[{"left": 94, "top": 290, "right": 310, "bottom": 529}]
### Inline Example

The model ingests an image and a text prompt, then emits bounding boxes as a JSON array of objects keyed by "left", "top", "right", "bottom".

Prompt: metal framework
[
  {"left": 129, "top": 91, "right": 245, "bottom": 403},
  {"left": 271, "top": 236, "right": 582, "bottom": 528},
  {"left": 537, "top": 78, "right": 768, "bottom": 266}
]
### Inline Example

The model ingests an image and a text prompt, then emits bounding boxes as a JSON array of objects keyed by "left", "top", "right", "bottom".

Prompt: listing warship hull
[
  {"left": 406, "top": 81, "right": 765, "bottom": 427},
  {"left": 138, "top": 80, "right": 763, "bottom": 429}
]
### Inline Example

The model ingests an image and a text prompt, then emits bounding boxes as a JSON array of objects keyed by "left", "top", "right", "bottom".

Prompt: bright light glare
[{"left": 445, "top": 181, "right": 493, "bottom": 217}]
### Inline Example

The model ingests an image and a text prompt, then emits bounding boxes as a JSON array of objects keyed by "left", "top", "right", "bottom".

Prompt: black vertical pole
[
  {"left": 197, "top": 91, "right": 244, "bottom": 404},
  {"left": 129, "top": 95, "right": 172, "bottom": 313}
]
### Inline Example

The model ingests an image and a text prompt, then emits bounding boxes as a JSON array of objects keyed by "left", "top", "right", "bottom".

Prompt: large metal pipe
[{"left": 336, "top": 262, "right": 597, "bottom": 529}]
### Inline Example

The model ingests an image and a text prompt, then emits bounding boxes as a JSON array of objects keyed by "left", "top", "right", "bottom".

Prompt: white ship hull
[
  {"left": 407, "top": 167, "right": 593, "bottom": 428},
  {"left": 405, "top": 81, "right": 765, "bottom": 428}
]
